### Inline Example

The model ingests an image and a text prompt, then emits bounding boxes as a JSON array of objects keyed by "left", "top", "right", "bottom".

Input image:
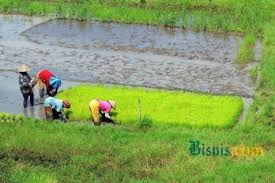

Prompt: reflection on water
[{"left": 23, "top": 105, "right": 46, "bottom": 120}]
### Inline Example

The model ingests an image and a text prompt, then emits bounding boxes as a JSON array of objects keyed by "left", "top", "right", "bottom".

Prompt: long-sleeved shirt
[{"left": 19, "top": 72, "right": 32, "bottom": 95}]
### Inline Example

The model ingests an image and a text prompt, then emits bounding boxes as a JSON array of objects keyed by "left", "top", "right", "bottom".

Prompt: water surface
[{"left": 23, "top": 19, "right": 242, "bottom": 63}]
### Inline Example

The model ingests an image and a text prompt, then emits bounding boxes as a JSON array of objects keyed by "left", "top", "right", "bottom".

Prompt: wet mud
[
  {"left": 22, "top": 19, "right": 242, "bottom": 63},
  {"left": 0, "top": 15, "right": 258, "bottom": 117}
]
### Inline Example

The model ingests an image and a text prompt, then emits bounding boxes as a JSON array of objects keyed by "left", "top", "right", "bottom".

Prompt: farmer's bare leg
[
  {"left": 38, "top": 79, "right": 45, "bottom": 98},
  {"left": 45, "top": 106, "right": 53, "bottom": 121}
]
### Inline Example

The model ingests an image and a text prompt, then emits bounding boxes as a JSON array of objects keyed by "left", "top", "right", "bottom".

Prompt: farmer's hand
[
  {"left": 105, "top": 113, "right": 112, "bottom": 120},
  {"left": 49, "top": 90, "right": 57, "bottom": 96},
  {"left": 30, "top": 79, "right": 37, "bottom": 87}
]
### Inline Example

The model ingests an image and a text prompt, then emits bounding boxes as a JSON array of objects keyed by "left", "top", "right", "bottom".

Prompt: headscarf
[{"left": 49, "top": 76, "right": 61, "bottom": 89}]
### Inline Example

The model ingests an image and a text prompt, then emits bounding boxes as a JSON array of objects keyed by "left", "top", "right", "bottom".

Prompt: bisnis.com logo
[{"left": 189, "top": 140, "right": 264, "bottom": 157}]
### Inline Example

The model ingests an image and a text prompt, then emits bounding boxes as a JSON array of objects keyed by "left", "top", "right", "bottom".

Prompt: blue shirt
[{"left": 44, "top": 97, "right": 63, "bottom": 112}]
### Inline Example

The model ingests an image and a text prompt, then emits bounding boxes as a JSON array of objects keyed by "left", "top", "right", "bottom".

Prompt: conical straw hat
[
  {"left": 17, "top": 64, "right": 31, "bottom": 72},
  {"left": 108, "top": 100, "right": 116, "bottom": 109},
  {"left": 62, "top": 100, "right": 71, "bottom": 108}
]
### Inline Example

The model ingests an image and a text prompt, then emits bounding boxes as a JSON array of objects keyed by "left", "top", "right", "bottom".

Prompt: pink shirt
[{"left": 99, "top": 100, "right": 111, "bottom": 113}]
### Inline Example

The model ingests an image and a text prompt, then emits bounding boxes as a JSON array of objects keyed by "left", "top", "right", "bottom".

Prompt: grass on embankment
[
  {"left": 57, "top": 84, "right": 243, "bottom": 128},
  {"left": 0, "top": 0, "right": 273, "bottom": 33},
  {"left": 0, "top": 117, "right": 274, "bottom": 183},
  {"left": 246, "top": 21, "right": 275, "bottom": 126},
  {"left": 234, "top": 33, "right": 256, "bottom": 64}
]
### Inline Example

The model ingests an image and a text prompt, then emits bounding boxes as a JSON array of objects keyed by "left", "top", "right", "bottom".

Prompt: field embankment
[
  {"left": 0, "top": 116, "right": 274, "bottom": 183},
  {"left": 0, "top": 0, "right": 273, "bottom": 33},
  {"left": 246, "top": 21, "right": 275, "bottom": 126}
]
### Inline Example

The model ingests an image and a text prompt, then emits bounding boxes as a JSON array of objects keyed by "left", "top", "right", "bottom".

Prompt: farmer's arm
[
  {"left": 104, "top": 113, "right": 113, "bottom": 120},
  {"left": 48, "top": 88, "right": 58, "bottom": 96},
  {"left": 30, "top": 73, "right": 40, "bottom": 87}
]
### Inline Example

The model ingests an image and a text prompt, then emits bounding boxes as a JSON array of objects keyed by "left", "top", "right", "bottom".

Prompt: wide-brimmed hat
[
  {"left": 17, "top": 64, "right": 31, "bottom": 73},
  {"left": 49, "top": 76, "right": 61, "bottom": 89},
  {"left": 108, "top": 100, "right": 116, "bottom": 109},
  {"left": 63, "top": 100, "right": 71, "bottom": 108}
]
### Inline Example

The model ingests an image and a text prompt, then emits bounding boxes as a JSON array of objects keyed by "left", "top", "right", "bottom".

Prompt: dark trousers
[
  {"left": 52, "top": 110, "right": 67, "bottom": 122},
  {"left": 23, "top": 92, "right": 34, "bottom": 108}
]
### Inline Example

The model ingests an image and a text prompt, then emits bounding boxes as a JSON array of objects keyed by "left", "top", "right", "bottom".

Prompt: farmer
[
  {"left": 33, "top": 69, "right": 61, "bottom": 98},
  {"left": 17, "top": 64, "right": 34, "bottom": 108},
  {"left": 89, "top": 99, "right": 116, "bottom": 125},
  {"left": 44, "top": 96, "right": 71, "bottom": 122}
]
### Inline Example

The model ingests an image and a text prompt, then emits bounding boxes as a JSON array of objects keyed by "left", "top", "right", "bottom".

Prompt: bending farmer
[
  {"left": 33, "top": 69, "right": 61, "bottom": 98},
  {"left": 89, "top": 99, "right": 116, "bottom": 125},
  {"left": 44, "top": 96, "right": 71, "bottom": 122}
]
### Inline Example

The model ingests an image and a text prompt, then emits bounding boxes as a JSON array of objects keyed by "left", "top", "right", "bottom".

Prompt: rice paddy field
[
  {"left": 57, "top": 84, "right": 243, "bottom": 128},
  {"left": 0, "top": 0, "right": 275, "bottom": 182}
]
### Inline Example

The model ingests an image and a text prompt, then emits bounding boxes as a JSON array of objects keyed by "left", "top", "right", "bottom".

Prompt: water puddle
[{"left": 0, "top": 15, "right": 259, "bottom": 118}]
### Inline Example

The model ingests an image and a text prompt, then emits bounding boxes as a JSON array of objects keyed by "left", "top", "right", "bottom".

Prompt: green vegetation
[
  {"left": 234, "top": 33, "right": 256, "bottom": 64},
  {"left": 0, "top": 117, "right": 274, "bottom": 182},
  {"left": 0, "top": 112, "right": 24, "bottom": 123},
  {"left": 249, "top": 65, "right": 258, "bottom": 83},
  {"left": 246, "top": 21, "right": 275, "bottom": 126},
  {"left": 0, "top": 0, "right": 273, "bottom": 32},
  {"left": 57, "top": 84, "right": 243, "bottom": 128},
  {"left": 0, "top": 0, "right": 274, "bottom": 182}
]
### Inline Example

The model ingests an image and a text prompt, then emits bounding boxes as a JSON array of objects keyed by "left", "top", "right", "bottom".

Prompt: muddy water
[
  {"left": 23, "top": 19, "right": 241, "bottom": 63},
  {"left": 0, "top": 15, "right": 258, "bottom": 117},
  {"left": 0, "top": 71, "right": 80, "bottom": 118}
]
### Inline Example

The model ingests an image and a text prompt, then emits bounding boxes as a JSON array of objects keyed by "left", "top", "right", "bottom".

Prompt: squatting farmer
[
  {"left": 89, "top": 99, "right": 116, "bottom": 125},
  {"left": 33, "top": 69, "right": 61, "bottom": 98},
  {"left": 44, "top": 96, "right": 71, "bottom": 122},
  {"left": 17, "top": 64, "right": 34, "bottom": 108}
]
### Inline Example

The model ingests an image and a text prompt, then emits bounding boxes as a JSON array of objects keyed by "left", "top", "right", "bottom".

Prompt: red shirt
[{"left": 38, "top": 69, "right": 54, "bottom": 91}]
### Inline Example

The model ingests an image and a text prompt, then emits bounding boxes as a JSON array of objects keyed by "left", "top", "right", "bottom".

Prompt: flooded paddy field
[
  {"left": 23, "top": 19, "right": 241, "bottom": 63},
  {"left": 0, "top": 71, "right": 80, "bottom": 119},
  {"left": 0, "top": 15, "right": 258, "bottom": 116}
]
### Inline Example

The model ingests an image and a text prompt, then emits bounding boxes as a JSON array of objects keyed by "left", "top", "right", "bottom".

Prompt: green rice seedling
[
  {"left": 0, "top": 0, "right": 272, "bottom": 33},
  {"left": 137, "top": 115, "right": 153, "bottom": 130},
  {"left": 77, "top": 5, "right": 88, "bottom": 20},
  {"left": 57, "top": 84, "right": 243, "bottom": 128},
  {"left": 234, "top": 33, "right": 257, "bottom": 64},
  {"left": 10, "top": 168, "right": 58, "bottom": 183},
  {"left": 0, "top": 113, "right": 25, "bottom": 123},
  {"left": 160, "top": 12, "right": 178, "bottom": 27},
  {"left": 249, "top": 65, "right": 258, "bottom": 83},
  {"left": 139, "top": 0, "right": 146, "bottom": 8},
  {"left": 0, "top": 0, "right": 12, "bottom": 13},
  {"left": 15, "top": 114, "right": 25, "bottom": 122},
  {"left": 56, "top": 2, "right": 63, "bottom": 15},
  {"left": 0, "top": 1, "right": 274, "bottom": 182},
  {"left": 247, "top": 21, "right": 275, "bottom": 125}
]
